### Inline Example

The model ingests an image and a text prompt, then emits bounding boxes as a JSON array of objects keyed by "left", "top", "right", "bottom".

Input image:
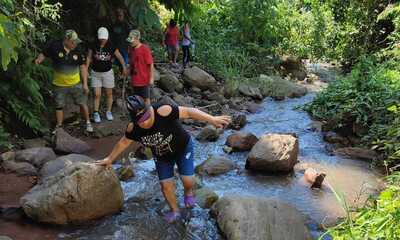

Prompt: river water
[{"left": 58, "top": 65, "right": 382, "bottom": 240}]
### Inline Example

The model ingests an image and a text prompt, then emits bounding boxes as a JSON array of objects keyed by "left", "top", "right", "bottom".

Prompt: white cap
[{"left": 98, "top": 27, "right": 109, "bottom": 40}]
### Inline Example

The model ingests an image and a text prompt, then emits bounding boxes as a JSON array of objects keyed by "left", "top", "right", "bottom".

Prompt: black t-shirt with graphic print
[
  {"left": 125, "top": 103, "right": 191, "bottom": 162},
  {"left": 89, "top": 41, "right": 116, "bottom": 72}
]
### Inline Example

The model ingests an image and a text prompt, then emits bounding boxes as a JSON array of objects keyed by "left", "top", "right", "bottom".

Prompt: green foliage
[{"left": 322, "top": 172, "right": 400, "bottom": 240}]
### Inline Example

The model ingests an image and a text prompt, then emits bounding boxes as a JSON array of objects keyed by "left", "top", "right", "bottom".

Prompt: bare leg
[
  {"left": 181, "top": 176, "right": 194, "bottom": 197},
  {"left": 79, "top": 104, "right": 90, "bottom": 121},
  {"left": 105, "top": 88, "right": 113, "bottom": 112},
  {"left": 56, "top": 109, "right": 64, "bottom": 126},
  {"left": 160, "top": 180, "right": 179, "bottom": 212},
  {"left": 94, "top": 87, "right": 102, "bottom": 112}
]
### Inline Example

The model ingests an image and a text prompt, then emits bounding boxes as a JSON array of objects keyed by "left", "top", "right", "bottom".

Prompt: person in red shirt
[
  {"left": 164, "top": 19, "right": 180, "bottom": 65},
  {"left": 127, "top": 30, "right": 154, "bottom": 105}
]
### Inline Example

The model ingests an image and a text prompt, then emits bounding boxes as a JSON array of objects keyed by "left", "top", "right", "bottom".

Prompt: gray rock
[
  {"left": 151, "top": 87, "right": 164, "bottom": 102},
  {"left": 23, "top": 138, "right": 47, "bottom": 149},
  {"left": 323, "top": 132, "right": 349, "bottom": 145},
  {"left": 211, "top": 195, "right": 311, "bottom": 240},
  {"left": 226, "top": 132, "right": 259, "bottom": 152},
  {"left": 279, "top": 55, "right": 307, "bottom": 81},
  {"left": 159, "top": 74, "right": 183, "bottom": 93},
  {"left": 334, "top": 147, "right": 379, "bottom": 161},
  {"left": 153, "top": 68, "right": 160, "bottom": 82},
  {"left": 195, "top": 187, "right": 219, "bottom": 209},
  {"left": 229, "top": 114, "right": 247, "bottom": 130},
  {"left": 196, "top": 125, "right": 221, "bottom": 142},
  {"left": 246, "top": 133, "right": 299, "bottom": 173},
  {"left": 0, "top": 151, "right": 15, "bottom": 163},
  {"left": 238, "top": 85, "right": 263, "bottom": 100},
  {"left": 21, "top": 162, "right": 124, "bottom": 225},
  {"left": 195, "top": 155, "right": 236, "bottom": 176},
  {"left": 183, "top": 66, "right": 217, "bottom": 90},
  {"left": 2, "top": 161, "right": 37, "bottom": 176},
  {"left": 40, "top": 154, "right": 93, "bottom": 180},
  {"left": 55, "top": 128, "right": 91, "bottom": 154},
  {"left": 15, "top": 147, "right": 56, "bottom": 168},
  {"left": 117, "top": 165, "right": 134, "bottom": 181}
]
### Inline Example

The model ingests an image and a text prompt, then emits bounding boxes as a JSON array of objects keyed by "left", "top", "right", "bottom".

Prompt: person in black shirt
[
  {"left": 87, "top": 27, "right": 128, "bottom": 122},
  {"left": 96, "top": 95, "right": 231, "bottom": 223},
  {"left": 111, "top": 7, "right": 130, "bottom": 65}
]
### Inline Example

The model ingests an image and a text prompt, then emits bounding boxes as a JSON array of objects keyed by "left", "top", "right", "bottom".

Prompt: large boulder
[
  {"left": 15, "top": 147, "right": 56, "bottom": 168},
  {"left": 226, "top": 132, "right": 259, "bottom": 152},
  {"left": 238, "top": 85, "right": 263, "bottom": 100},
  {"left": 195, "top": 155, "right": 236, "bottom": 176},
  {"left": 183, "top": 66, "right": 217, "bottom": 90},
  {"left": 196, "top": 125, "right": 221, "bottom": 142},
  {"left": 246, "top": 133, "right": 299, "bottom": 173},
  {"left": 158, "top": 73, "right": 184, "bottom": 93},
  {"left": 40, "top": 154, "right": 93, "bottom": 180},
  {"left": 20, "top": 162, "right": 124, "bottom": 225},
  {"left": 211, "top": 196, "right": 311, "bottom": 240},
  {"left": 23, "top": 138, "right": 47, "bottom": 149},
  {"left": 54, "top": 128, "right": 91, "bottom": 154},
  {"left": 258, "top": 75, "right": 307, "bottom": 98},
  {"left": 2, "top": 161, "right": 37, "bottom": 176},
  {"left": 279, "top": 55, "right": 307, "bottom": 81},
  {"left": 195, "top": 187, "right": 219, "bottom": 209}
]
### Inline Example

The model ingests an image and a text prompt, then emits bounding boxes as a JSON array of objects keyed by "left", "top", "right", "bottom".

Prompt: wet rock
[
  {"left": 21, "top": 162, "right": 124, "bottom": 225},
  {"left": 134, "top": 146, "right": 153, "bottom": 160},
  {"left": 40, "top": 154, "right": 93, "bottom": 180},
  {"left": 94, "top": 125, "right": 121, "bottom": 138},
  {"left": 151, "top": 87, "right": 164, "bottom": 102},
  {"left": 159, "top": 74, "right": 183, "bottom": 93},
  {"left": 246, "top": 102, "right": 261, "bottom": 113},
  {"left": 223, "top": 146, "right": 233, "bottom": 154},
  {"left": 211, "top": 195, "right": 311, "bottom": 240},
  {"left": 304, "top": 168, "right": 326, "bottom": 188},
  {"left": 308, "top": 121, "right": 323, "bottom": 132},
  {"left": 117, "top": 165, "right": 134, "bottom": 181},
  {"left": 246, "top": 133, "right": 299, "bottom": 173},
  {"left": 183, "top": 66, "right": 217, "bottom": 90},
  {"left": 226, "top": 132, "right": 259, "bottom": 152},
  {"left": 0, "top": 151, "right": 15, "bottom": 163},
  {"left": 15, "top": 147, "right": 56, "bottom": 168},
  {"left": 323, "top": 132, "right": 349, "bottom": 145},
  {"left": 195, "top": 187, "right": 219, "bottom": 209},
  {"left": 334, "top": 147, "right": 378, "bottom": 161},
  {"left": 23, "top": 138, "right": 47, "bottom": 149},
  {"left": 195, "top": 155, "right": 236, "bottom": 176},
  {"left": 2, "top": 161, "right": 37, "bottom": 176},
  {"left": 196, "top": 125, "right": 221, "bottom": 142},
  {"left": 238, "top": 85, "right": 263, "bottom": 100},
  {"left": 229, "top": 114, "right": 247, "bottom": 130},
  {"left": 54, "top": 128, "right": 91, "bottom": 154},
  {"left": 272, "top": 95, "right": 285, "bottom": 101},
  {"left": 279, "top": 55, "right": 307, "bottom": 81}
]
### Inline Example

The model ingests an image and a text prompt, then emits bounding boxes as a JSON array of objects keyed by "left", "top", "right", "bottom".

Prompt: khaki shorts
[
  {"left": 91, "top": 69, "right": 115, "bottom": 88},
  {"left": 54, "top": 84, "right": 87, "bottom": 108}
]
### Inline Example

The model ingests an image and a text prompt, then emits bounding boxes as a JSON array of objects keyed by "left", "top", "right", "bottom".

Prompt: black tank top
[{"left": 125, "top": 103, "right": 190, "bottom": 161}]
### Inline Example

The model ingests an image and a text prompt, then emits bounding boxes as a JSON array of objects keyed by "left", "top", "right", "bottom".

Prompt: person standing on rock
[
  {"left": 87, "top": 27, "right": 128, "bottom": 123},
  {"left": 164, "top": 19, "right": 180, "bottom": 66},
  {"left": 34, "top": 29, "right": 93, "bottom": 133},
  {"left": 126, "top": 30, "right": 154, "bottom": 105},
  {"left": 181, "top": 21, "right": 194, "bottom": 68},
  {"left": 111, "top": 7, "right": 130, "bottom": 65},
  {"left": 96, "top": 95, "right": 231, "bottom": 223}
]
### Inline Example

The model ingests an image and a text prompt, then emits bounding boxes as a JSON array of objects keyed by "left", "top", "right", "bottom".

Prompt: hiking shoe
[
  {"left": 86, "top": 122, "right": 94, "bottom": 133},
  {"left": 184, "top": 195, "right": 196, "bottom": 208},
  {"left": 106, "top": 111, "right": 113, "bottom": 121},
  {"left": 52, "top": 125, "right": 62, "bottom": 135},
  {"left": 164, "top": 211, "right": 181, "bottom": 223},
  {"left": 93, "top": 112, "right": 101, "bottom": 123}
]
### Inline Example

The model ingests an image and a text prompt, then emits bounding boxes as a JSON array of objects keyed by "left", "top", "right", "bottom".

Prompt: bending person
[{"left": 96, "top": 95, "right": 231, "bottom": 223}]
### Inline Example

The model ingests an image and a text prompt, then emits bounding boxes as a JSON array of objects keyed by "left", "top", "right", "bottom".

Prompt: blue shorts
[{"left": 155, "top": 138, "right": 194, "bottom": 181}]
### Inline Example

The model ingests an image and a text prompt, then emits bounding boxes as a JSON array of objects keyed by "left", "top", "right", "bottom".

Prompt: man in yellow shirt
[{"left": 35, "top": 30, "right": 93, "bottom": 132}]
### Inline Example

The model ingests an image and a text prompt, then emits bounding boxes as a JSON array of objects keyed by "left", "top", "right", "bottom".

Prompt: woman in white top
[{"left": 181, "top": 22, "right": 193, "bottom": 68}]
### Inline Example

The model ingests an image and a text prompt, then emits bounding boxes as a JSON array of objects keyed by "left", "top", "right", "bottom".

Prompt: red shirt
[
  {"left": 165, "top": 26, "right": 180, "bottom": 46},
  {"left": 129, "top": 44, "right": 153, "bottom": 87}
]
